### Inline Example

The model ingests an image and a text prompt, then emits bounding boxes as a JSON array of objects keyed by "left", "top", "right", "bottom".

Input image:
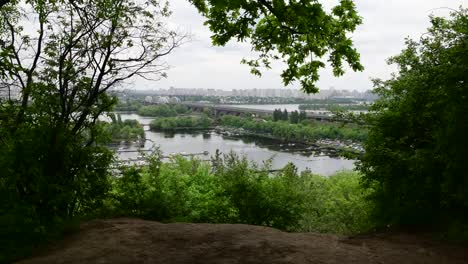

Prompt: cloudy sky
[{"left": 133, "top": 0, "right": 465, "bottom": 92}]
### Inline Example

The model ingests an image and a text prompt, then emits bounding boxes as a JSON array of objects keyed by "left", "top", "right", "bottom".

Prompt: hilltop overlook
[{"left": 18, "top": 218, "right": 468, "bottom": 264}]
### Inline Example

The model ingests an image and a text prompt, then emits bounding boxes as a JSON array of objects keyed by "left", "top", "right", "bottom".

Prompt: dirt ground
[{"left": 18, "top": 218, "right": 468, "bottom": 264}]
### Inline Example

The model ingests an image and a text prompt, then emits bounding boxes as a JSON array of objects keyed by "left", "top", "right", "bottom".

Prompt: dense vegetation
[
  {"left": 107, "top": 152, "right": 373, "bottom": 233},
  {"left": 1, "top": 0, "right": 467, "bottom": 262},
  {"left": 138, "top": 104, "right": 191, "bottom": 117},
  {"left": 272, "top": 108, "right": 307, "bottom": 123},
  {"left": 359, "top": 9, "right": 468, "bottom": 233},
  {"left": 102, "top": 114, "right": 145, "bottom": 142},
  {"left": 0, "top": 0, "right": 183, "bottom": 262},
  {"left": 149, "top": 115, "right": 214, "bottom": 130},
  {"left": 114, "top": 100, "right": 143, "bottom": 112},
  {"left": 220, "top": 115, "right": 367, "bottom": 142}
]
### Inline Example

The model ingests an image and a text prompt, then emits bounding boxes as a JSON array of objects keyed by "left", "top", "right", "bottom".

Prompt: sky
[{"left": 131, "top": 0, "right": 465, "bottom": 92}]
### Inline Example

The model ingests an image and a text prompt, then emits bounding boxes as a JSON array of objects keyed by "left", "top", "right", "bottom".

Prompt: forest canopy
[{"left": 359, "top": 8, "right": 468, "bottom": 229}]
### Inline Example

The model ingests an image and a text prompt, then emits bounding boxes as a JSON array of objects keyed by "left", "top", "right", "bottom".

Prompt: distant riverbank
[
  {"left": 115, "top": 113, "right": 356, "bottom": 175},
  {"left": 212, "top": 126, "right": 363, "bottom": 158},
  {"left": 143, "top": 113, "right": 365, "bottom": 158}
]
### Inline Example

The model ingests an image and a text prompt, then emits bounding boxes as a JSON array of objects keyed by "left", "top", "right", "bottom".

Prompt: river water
[{"left": 115, "top": 113, "right": 356, "bottom": 176}]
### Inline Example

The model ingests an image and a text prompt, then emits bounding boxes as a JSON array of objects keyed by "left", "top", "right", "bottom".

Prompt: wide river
[{"left": 116, "top": 112, "right": 356, "bottom": 176}]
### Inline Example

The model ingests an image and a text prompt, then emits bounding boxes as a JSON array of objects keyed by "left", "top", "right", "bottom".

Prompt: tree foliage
[
  {"left": 359, "top": 9, "right": 468, "bottom": 229},
  {"left": 103, "top": 114, "right": 145, "bottom": 141},
  {"left": 289, "top": 110, "right": 299, "bottom": 123},
  {"left": 138, "top": 104, "right": 190, "bottom": 117},
  {"left": 221, "top": 115, "right": 367, "bottom": 142},
  {"left": 108, "top": 152, "right": 372, "bottom": 233},
  {"left": 0, "top": 0, "right": 182, "bottom": 261},
  {"left": 149, "top": 115, "right": 213, "bottom": 130},
  {"left": 188, "top": 0, "right": 364, "bottom": 93}
]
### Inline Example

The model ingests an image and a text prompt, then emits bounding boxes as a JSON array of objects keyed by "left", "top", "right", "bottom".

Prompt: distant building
[{"left": 121, "top": 87, "right": 376, "bottom": 101}]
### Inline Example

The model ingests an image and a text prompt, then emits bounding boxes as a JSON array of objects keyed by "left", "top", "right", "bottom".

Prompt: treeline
[
  {"left": 359, "top": 10, "right": 468, "bottom": 230},
  {"left": 220, "top": 115, "right": 367, "bottom": 142},
  {"left": 102, "top": 114, "right": 145, "bottom": 142},
  {"left": 114, "top": 100, "right": 143, "bottom": 112},
  {"left": 272, "top": 108, "right": 307, "bottom": 123},
  {"left": 106, "top": 152, "right": 373, "bottom": 234},
  {"left": 137, "top": 104, "right": 191, "bottom": 117},
  {"left": 149, "top": 116, "right": 214, "bottom": 130}
]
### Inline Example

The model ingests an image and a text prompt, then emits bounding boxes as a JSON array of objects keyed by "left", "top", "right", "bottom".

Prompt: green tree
[
  {"left": 272, "top": 108, "right": 281, "bottom": 121},
  {"left": 138, "top": 105, "right": 179, "bottom": 117},
  {"left": 359, "top": 9, "right": 468, "bottom": 230},
  {"left": 299, "top": 110, "right": 307, "bottom": 122},
  {"left": 282, "top": 109, "right": 288, "bottom": 121},
  {"left": 102, "top": 117, "right": 145, "bottom": 142},
  {"left": 189, "top": 0, "right": 363, "bottom": 93},
  {"left": 0, "top": 0, "right": 182, "bottom": 261},
  {"left": 290, "top": 110, "right": 299, "bottom": 124}
]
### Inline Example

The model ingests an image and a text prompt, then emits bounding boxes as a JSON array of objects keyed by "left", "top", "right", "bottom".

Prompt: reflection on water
[{"left": 114, "top": 113, "right": 356, "bottom": 176}]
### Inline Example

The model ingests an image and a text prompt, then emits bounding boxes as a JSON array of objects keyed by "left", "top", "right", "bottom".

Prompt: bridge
[{"left": 182, "top": 103, "right": 337, "bottom": 122}]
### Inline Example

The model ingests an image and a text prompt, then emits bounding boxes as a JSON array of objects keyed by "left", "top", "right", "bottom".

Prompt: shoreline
[{"left": 147, "top": 125, "right": 363, "bottom": 159}]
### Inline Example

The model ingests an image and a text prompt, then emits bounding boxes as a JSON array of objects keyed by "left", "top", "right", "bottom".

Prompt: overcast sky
[{"left": 131, "top": 0, "right": 465, "bottom": 92}]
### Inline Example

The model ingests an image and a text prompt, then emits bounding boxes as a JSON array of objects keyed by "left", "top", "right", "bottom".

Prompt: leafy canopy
[
  {"left": 359, "top": 8, "right": 468, "bottom": 228},
  {"left": 189, "top": 0, "right": 364, "bottom": 93},
  {"left": 0, "top": 0, "right": 182, "bottom": 261}
]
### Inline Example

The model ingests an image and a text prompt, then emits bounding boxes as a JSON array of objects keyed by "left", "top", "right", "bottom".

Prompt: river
[{"left": 115, "top": 113, "right": 356, "bottom": 176}]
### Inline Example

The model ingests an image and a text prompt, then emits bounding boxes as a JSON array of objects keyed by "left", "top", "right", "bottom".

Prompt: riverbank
[
  {"left": 113, "top": 112, "right": 357, "bottom": 175},
  {"left": 145, "top": 114, "right": 365, "bottom": 158},
  {"left": 213, "top": 126, "right": 363, "bottom": 157},
  {"left": 146, "top": 125, "right": 363, "bottom": 158}
]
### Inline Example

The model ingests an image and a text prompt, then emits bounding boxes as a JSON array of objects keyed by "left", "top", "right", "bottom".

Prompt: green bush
[
  {"left": 149, "top": 115, "right": 213, "bottom": 130},
  {"left": 114, "top": 100, "right": 142, "bottom": 112},
  {"left": 0, "top": 110, "right": 114, "bottom": 263},
  {"left": 107, "top": 152, "right": 373, "bottom": 233},
  {"left": 298, "top": 171, "right": 374, "bottom": 234},
  {"left": 137, "top": 104, "right": 190, "bottom": 117},
  {"left": 102, "top": 114, "right": 145, "bottom": 141}
]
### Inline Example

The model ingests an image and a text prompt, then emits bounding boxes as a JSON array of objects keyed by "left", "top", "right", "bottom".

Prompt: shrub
[{"left": 107, "top": 152, "right": 373, "bottom": 233}]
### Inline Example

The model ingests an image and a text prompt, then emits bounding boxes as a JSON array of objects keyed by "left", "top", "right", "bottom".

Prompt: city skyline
[
  {"left": 125, "top": 0, "right": 465, "bottom": 92},
  {"left": 119, "top": 87, "right": 376, "bottom": 101}
]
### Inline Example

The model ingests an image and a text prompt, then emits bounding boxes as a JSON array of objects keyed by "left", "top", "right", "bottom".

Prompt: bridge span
[{"left": 182, "top": 103, "right": 336, "bottom": 122}]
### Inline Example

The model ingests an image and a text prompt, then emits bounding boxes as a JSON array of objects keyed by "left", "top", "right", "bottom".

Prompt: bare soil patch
[{"left": 18, "top": 218, "right": 468, "bottom": 264}]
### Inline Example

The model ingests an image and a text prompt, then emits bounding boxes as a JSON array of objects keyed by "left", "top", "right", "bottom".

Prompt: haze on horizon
[{"left": 129, "top": 0, "right": 465, "bottom": 92}]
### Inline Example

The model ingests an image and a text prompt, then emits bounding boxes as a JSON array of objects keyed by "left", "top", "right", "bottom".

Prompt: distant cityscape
[
  {"left": 2, "top": 86, "right": 377, "bottom": 102},
  {"left": 116, "top": 87, "right": 377, "bottom": 101}
]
